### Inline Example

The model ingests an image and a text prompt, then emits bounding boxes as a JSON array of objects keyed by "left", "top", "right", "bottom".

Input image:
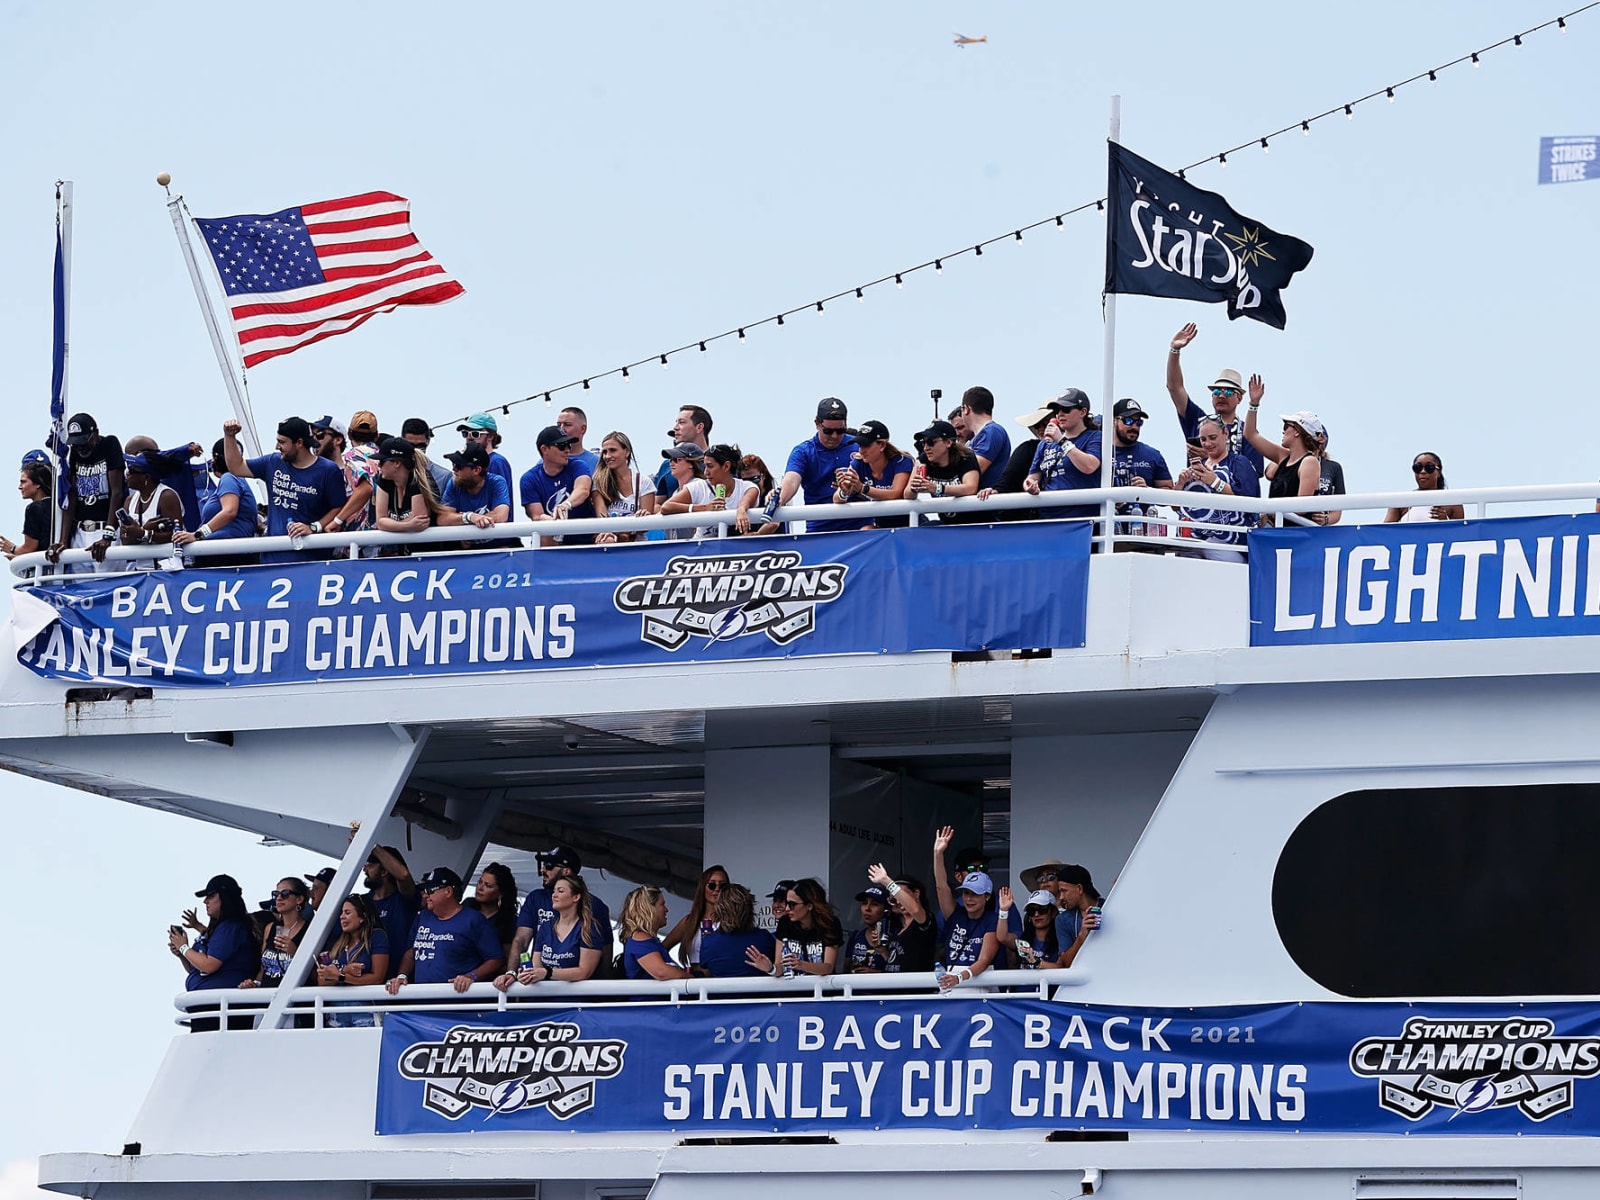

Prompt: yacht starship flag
[
  {"left": 194, "top": 192, "right": 463, "bottom": 367},
  {"left": 1105, "top": 142, "right": 1313, "bottom": 329}
]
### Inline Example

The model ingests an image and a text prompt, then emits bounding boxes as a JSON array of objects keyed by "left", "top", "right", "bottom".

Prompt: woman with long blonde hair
[
  {"left": 593, "top": 431, "right": 655, "bottom": 544},
  {"left": 619, "top": 886, "right": 692, "bottom": 980},
  {"left": 373, "top": 437, "right": 445, "bottom": 536}
]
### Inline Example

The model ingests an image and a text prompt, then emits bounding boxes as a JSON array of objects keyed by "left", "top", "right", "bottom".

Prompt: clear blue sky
[{"left": 1, "top": 1, "right": 1596, "bottom": 1192}]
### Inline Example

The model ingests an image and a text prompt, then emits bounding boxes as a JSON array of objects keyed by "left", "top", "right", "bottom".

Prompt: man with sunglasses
[
  {"left": 386, "top": 867, "right": 505, "bottom": 995},
  {"left": 456, "top": 412, "right": 515, "bottom": 497},
  {"left": 509, "top": 846, "right": 611, "bottom": 967},
  {"left": 1164, "top": 323, "right": 1264, "bottom": 493},
  {"left": 778, "top": 397, "right": 861, "bottom": 532},
  {"left": 222, "top": 415, "right": 349, "bottom": 564},
  {"left": 1109, "top": 399, "right": 1173, "bottom": 544}
]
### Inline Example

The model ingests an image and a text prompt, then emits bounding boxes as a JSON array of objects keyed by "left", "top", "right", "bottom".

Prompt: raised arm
[
  {"left": 222, "top": 420, "right": 252, "bottom": 478},
  {"left": 932, "top": 825, "right": 956, "bottom": 920},
  {"left": 1166, "top": 324, "right": 1197, "bottom": 416},
  {"left": 1241, "top": 378, "right": 1286, "bottom": 465}
]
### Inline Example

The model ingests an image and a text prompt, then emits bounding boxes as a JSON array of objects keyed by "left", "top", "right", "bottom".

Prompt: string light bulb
[
  {"left": 855, "top": 287, "right": 864, "bottom": 301},
  {"left": 1055, "top": 215, "right": 1064, "bottom": 227},
  {"left": 777, "top": 313, "right": 784, "bottom": 326},
  {"left": 503, "top": 406, "right": 512, "bottom": 416},
  {"left": 543, "top": 393, "right": 551, "bottom": 406},
  {"left": 622, "top": 366, "right": 630, "bottom": 381},
  {"left": 1345, "top": 104, "right": 1354, "bottom": 119},
  {"left": 815, "top": 301, "right": 824, "bottom": 314},
  {"left": 582, "top": 378, "right": 590, "bottom": 390},
  {"left": 894, "top": 273, "right": 903, "bottom": 287},
  {"left": 1386, "top": 86, "right": 1395, "bottom": 102},
  {"left": 698, "top": 340, "right": 707, "bottom": 351},
  {"left": 1429, "top": 69, "right": 1437, "bottom": 82},
  {"left": 935, "top": 259, "right": 943, "bottom": 274},
  {"left": 1260, "top": 137, "right": 1269, "bottom": 153},
  {"left": 737, "top": 328, "right": 746, "bottom": 341},
  {"left": 1094, "top": 201, "right": 1103, "bottom": 212},
  {"left": 1013, "top": 230, "right": 1022, "bottom": 242},
  {"left": 1301, "top": 120, "right": 1310, "bottom": 135},
  {"left": 1472, "top": 52, "right": 1480, "bottom": 66},
  {"left": 1559, "top": 17, "right": 1567, "bottom": 31},
  {"left": 974, "top": 244, "right": 983, "bottom": 256},
  {"left": 1218, "top": 152, "right": 1227, "bottom": 167},
  {"left": 1514, "top": 33, "right": 1523, "bottom": 46},
  {"left": 660, "top": 354, "right": 668, "bottom": 368}
]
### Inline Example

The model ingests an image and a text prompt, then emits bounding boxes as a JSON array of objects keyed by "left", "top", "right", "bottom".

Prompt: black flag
[{"left": 1104, "top": 142, "right": 1314, "bottom": 330}]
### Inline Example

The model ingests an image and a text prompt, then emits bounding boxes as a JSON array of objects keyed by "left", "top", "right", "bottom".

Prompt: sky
[{"left": 1, "top": 1, "right": 1597, "bottom": 1194}]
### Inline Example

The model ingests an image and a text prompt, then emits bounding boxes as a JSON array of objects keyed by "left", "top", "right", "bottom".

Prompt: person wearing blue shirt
[
  {"left": 1108, "top": 398, "right": 1174, "bottom": 542},
  {"left": 780, "top": 397, "right": 861, "bottom": 533},
  {"left": 440, "top": 444, "right": 518, "bottom": 549},
  {"left": 1050, "top": 864, "right": 1104, "bottom": 969},
  {"left": 557, "top": 406, "right": 599, "bottom": 476},
  {"left": 172, "top": 439, "right": 260, "bottom": 564},
  {"left": 617, "top": 886, "right": 693, "bottom": 982},
  {"left": 521, "top": 426, "right": 596, "bottom": 546},
  {"left": 960, "top": 387, "right": 1013, "bottom": 492},
  {"left": 1164, "top": 323, "right": 1264, "bottom": 487},
  {"left": 363, "top": 845, "right": 418, "bottom": 980},
  {"left": 937, "top": 870, "right": 1001, "bottom": 990},
  {"left": 842, "top": 885, "right": 893, "bottom": 973},
  {"left": 834, "top": 420, "right": 914, "bottom": 528},
  {"left": 171, "top": 873, "right": 260, "bottom": 992},
  {"left": 698, "top": 883, "right": 778, "bottom": 978},
  {"left": 1025, "top": 391, "right": 1104, "bottom": 521},
  {"left": 221, "top": 416, "right": 348, "bottom": 564},
  {"left": 457, "top": 412, "right": 514, "bottom": 496},
  {"left": 495, "top": 875, "right": 607, "bottom": 988},
  {"left": 510, "top": 846, "right": 612, "bottom": 964},
  {"left": 386, "top": 867, "right": 505, "bottom": 993}
]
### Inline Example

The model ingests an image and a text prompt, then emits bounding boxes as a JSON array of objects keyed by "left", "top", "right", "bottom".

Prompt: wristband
[
  {"left": 1210, "top": 478, "right": 1226, "bottom": 493},
  {"left": 330, "top": 517, "right": 344, "bottom": 530},
  {"left": 543, "top": 964, "right": 554, "bottom": 981},
  {"left": 886, "top": 881, "right": 901, "bottom": 896},
  {"left": 1169, "top": 346, "right": 1182, "bottom": 355},
  {"left": 466, "top": 971, "right": 477, "bottom": 982},
  {"left": 197, "top": 525, "right": 210, "bottom": 539},
  {"left": 396, "top": 974, "right": 407, "bottom": 983},
  {"left": 960, "top": 967, "right": 973, "bottom": 981},
  {"left": 998, "top": 908, "right": 1011, "bottom": 919},
  {"left": 310, "top": 521, "right": 323, "bottom": 534}
]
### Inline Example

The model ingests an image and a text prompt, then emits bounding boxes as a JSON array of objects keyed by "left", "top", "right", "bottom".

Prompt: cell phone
[
  {"left": 115, "top": 509, "right": 133, "bottom": 526},
  {"left": 1185, "top": 436, "right": 1203, "bottom": 449},
  {"left": 169, "top": 924, "right": 182, "bottom": 935}
]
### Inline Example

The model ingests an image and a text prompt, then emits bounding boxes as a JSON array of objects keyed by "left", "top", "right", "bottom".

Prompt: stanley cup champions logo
[
  {"left": 613, "top": 550, "right": 848, "bottom": 651},
  {"left": 398, "top": 1021, "right": 627, "bottom": 1121},
  {"left": 1350, "top": 1016, "right": 1600, "bottom": 1121}
]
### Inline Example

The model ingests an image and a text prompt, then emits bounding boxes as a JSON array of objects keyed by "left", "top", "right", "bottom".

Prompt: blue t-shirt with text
[
  {"left": 942, "top": 908, "right": 999, "bottom": 969},
  {"left": 407, "top": 906, "right": 503, "bottom": 984},
  {"left": 1029, "top": 429, "right": 1105, "bottom": 518},
  {"left": 245, "top": 452, "right": 348, "bottom": 563},
  {"left": 516, "top": 886, "right": 611, "bottom": 943},
  {"left": 371, "top": 890, "right": 419, "bottom": 977},
  {"left": 535, "top": 915, "right": 606, "bottom": 973}
]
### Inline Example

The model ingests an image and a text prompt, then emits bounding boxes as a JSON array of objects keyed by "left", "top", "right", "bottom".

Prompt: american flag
[{"left": 194, "top": 191, "right": 463, "bottom": 368}]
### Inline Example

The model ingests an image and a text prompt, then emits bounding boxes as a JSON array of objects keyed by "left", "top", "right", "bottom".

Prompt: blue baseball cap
[
  {"left": 956, "top": 871, "right": 994, "bottom": 897},
  {"left": 21, "top": 449, "right": 51, "bottom": 468}
]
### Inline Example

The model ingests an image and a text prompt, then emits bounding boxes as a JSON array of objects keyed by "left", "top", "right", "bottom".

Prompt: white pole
[
  {"left": 52, "top": 181, "right": 73, "bottom": 549},
  {"left": 1100, "top": 96, "right": 1121, "bottom": 555},
  {"left": 160, "top": 176, "right": 263, "bottom": 457}
]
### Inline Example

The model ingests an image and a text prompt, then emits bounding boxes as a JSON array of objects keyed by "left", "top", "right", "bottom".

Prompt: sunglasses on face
[
  {"left": 959, "top": 864, "right": 984, "bottom": 874},
  {"left": 1209, "top": 387, "right": 1241, "bottom": 398},
  {"left": 705, "top": 880, "right": 726, "bottom": 892},
  {"left": 1036, "top": 872, "right": 1059, "bottom": 883},
  {"left": 1119, "top": 417, "right": 1145, "bottom": 426},
  {"left": 783, "top": 899, "right": 804, "bottom": 909},
  {"left": 818, "top": 425, "right": 847, "bottom": 436},
  {"left": 270, "top": 889, "right": 302, "bottom": 900},
  {"left": 1413, "top": 462, "right": 1439, "bottom": 474}
]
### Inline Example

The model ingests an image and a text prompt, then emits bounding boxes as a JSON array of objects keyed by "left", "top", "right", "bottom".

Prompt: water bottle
[
  {"left": 762, "top": 489, "right": 782, "bottom": 523},
  {"left": 932, "top": 960, "right": 945, "bottom": 989},
  {"left": 781, "top": 938, "right": 797, "bottom": 980}
]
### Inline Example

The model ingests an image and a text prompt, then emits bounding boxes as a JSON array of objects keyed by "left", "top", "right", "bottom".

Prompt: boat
[{"left": 9, "top": 484, "right": 1600, "bottom": 1200}]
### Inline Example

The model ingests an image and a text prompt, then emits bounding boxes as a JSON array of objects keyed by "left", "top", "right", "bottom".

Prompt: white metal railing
[
  {"left": 172, "top": 967, "right": 1089, "bottom": 1029},
  {"left": 13, "top": 482, "right": 1600, "bottom": 582}
]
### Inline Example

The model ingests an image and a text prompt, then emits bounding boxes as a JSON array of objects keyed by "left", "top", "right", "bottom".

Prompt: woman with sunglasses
[
  {"left": 865, "top": 864, "right": 937, "bottom": 973},
  {"left": 314, "top": 893, "right": 390, "bottom": 1026},
  {"left": 619, "top": 886, "right": 693, "bottom": 981},
  {"left": 662, "top": 865, "right": 731, "bottom": 969},
  {"left": 240, "top": 877, "right": 311, "bottom": 989},
  {"left": 592, "top": 431, "right": 655, "bottom": 544},
  {"left": 834, "top": 420, "right": 914, "bottom": 529},
  {"left": 996, "top": 888, "right": 1063, "bottom": 969},
  {"left": 1384, "top": 453, "right": 1463, "bottom": 523},
  {"left": 907, "top": 420, "right": 981, "bottom": 520},
  {"left": 746, "top": 878, "right": 842, "bottom": 977}
]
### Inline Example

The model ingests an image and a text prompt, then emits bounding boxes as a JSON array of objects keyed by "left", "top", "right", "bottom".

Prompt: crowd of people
[
  {"left": 9, "top": 325, "right": 1466, "bottom": 571},
  {"left": 169, "top": 831, "right": 1104, "bottom": 1023}
]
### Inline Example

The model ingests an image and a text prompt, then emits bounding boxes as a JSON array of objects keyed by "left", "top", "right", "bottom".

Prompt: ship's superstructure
[{"left": 10, "top": 488, "right": 1600, "bottom": 1200}]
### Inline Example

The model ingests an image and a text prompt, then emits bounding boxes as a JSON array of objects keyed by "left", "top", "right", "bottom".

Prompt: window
[{"left": 1273, "top": 784, "right": 1600, "bottom": 997}]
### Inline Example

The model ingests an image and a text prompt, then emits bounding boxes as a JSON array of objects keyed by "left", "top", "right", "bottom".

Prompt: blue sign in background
[
  {"left": 15, "top": 523, "right": 1089, "bottom": 686},
  {"left": 1538, "top": 135, "right": 1598, "bottom": 185},
  {"left": 1250, "top": 514, "right": 1600, "bottom": 646},
  {"left": 375, "top": 998, "right": 1600, "bottom": 1136}
]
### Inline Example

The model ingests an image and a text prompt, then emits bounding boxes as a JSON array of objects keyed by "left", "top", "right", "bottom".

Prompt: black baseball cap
[
  {"left": 64, "top": 413, "right": 99, "bottom": 446},
  {"left": 446, "top": 444, "right": 490, "bottom": 471},
  {"left": 1048, "top": 388, "right": 1091, "bottom": 413},
  {"left": 305, "top": 867, "right": 337, "bottom": 886},
  {"left": 537, "top": 426, "right": 579, "bottom": 450},
  {"left": 278, "top": 416, "right": 314, "bottom": 444},
  {"left": 400, "top": 417, "right": 433, "bottom": 439},
  {"left": 419, "top": 866, "right": 464, "bottom": 893},
  {"left": 915, "top": 419, "right": 959, "bottom": 444},
  {"left": 855, "top": 885, "right": 890, "bottom": 903},
  {"left": 816, "top": 397, "right": 848, "bottom": 422},
  {"left": 538, "top": 846, "right": 582, "bottom": 871},
  {"left": 375, "top": 436, "right": 414, "bottom": 464},
  {"left": 952, "top": 846, "right": 990, "bottom": 871},
  {"left": 770, "top": 879, "right": 797, "bottom": 900},
  {"left": 848, "top": 420, "right": 890, "bottom": 445},
  {"left": 1113, "top": 398, "right": 1149, "bottom": 421},
  {"left": 194, "top": 873, "right": 241, "bottom": 898}
]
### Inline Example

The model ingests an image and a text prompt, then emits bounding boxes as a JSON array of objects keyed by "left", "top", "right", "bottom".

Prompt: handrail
[
  {"left": 172, "top": 967, "right": 1090, "bottom": 1026},
  {"left": 14, "top": 480, "right": 1600, "bottom": 580}
]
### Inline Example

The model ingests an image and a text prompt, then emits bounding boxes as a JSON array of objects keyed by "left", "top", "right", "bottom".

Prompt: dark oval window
[{"left": 1273, "top": 783, "right": 1600, "bottom": 996}]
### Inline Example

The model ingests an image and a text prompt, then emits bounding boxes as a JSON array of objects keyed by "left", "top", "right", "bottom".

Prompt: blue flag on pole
[
  {"left": 49, "top": 193, "right": 70, "bottom": 509},
  {"left": 1104, "top": 141, "right": 1314, "bottom": 330}
]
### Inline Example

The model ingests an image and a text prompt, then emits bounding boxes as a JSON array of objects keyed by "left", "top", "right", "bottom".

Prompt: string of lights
[{"left": 438, "top": 2, "right": 1596, "bottom": 429}]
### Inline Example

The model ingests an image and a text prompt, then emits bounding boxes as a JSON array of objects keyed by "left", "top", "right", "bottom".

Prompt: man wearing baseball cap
[
  {"left": 222, "top": 415, "right": 349, "bottom": 564},
  {"left": 457, "top": 412, "right": 515, "bottom": 496},
  {"left": 842, "top": 884, "right": 893, "bottom": 972},
  {"left": 386, "top": 866, "right": 505, "bottom": 994},
  {"left": 510, "top": 846, "right": 611, "bottom": 967},
  {"left": 778, "top": 397, "right": 862, "bottom": 533},
  {"left": 520, "top": 427, "right": 595, "bottom": 546},
  {"left": 441, "top": 442, "right": 517, "bottom": 547},
  {"left": 401, "top": 417, "right": 454, "bottom": 496},
  {"left": 45, "top": 412, "right": 127, "bottom": 573},
  {"left": 311, "top": 414, "right": 376, "bottom": 536},
  {"left": 1164, "top": 323, "right": 1263, "bottom": 491},
  {"left": 1110, "top": 398, "right": 1173, "bottom": 544}
]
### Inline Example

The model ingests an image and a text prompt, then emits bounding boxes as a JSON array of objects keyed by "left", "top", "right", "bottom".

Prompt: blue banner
[
  {"left": 1539, "top": 136, "right": 1598, "bottom": 185},
  {"left": 14, "top": 523, "right": 1089, "bottom": 685},
  {"left": 375, "top": 998, "right": 1600, "bottom": 1135},
  {"left": 1249, "top": 514, "right": 1600, "bottom": 646}
]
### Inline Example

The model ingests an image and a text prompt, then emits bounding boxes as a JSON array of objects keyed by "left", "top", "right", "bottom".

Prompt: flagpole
[
  {"left": 50, "top": 181, "right": 73, "bottom": 549},
  {"left": 1100, "top": 96, "right": 1121, "bottom": 555},
  {"left": 158, "top": 173, "right": 263, "bottom": 457}
]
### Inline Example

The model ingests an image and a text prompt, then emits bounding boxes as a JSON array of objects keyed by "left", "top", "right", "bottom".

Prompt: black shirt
[
  {"left": 69, "top": 435, "right": 123, "bottom": 521},
  {"left": 994, "top": 437, "right": 1041, "bottom": 521},
  {"left": 22, "top": 498, "right": 50, "bottom": 546},
  {"left": 887, "top": 916, "right": 937, "bottom": 973},
  {"left": 376, "top": 476, "right": 428, "bottom": 523},
  {"left": 922, "top": 448, "right": 982, "bottom": 524}
]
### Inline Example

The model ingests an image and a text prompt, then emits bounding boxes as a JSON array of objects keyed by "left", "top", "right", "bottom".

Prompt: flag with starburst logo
[{"left": 1104, "top": 142, "right": 1314, "bottom": 329}]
